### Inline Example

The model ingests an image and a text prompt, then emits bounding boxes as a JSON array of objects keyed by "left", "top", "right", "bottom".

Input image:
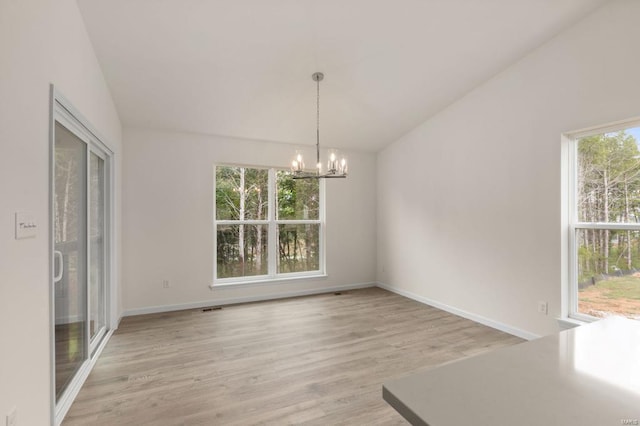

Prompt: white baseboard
[
  {"left": 376, "top": 282, "right": 539, "bottom": 341},
  {"left": 122, "top": 282, "right": 376, "bottom": 317},
  {"left": 122, "top": 281, "right": 538, "bottom": 340}
]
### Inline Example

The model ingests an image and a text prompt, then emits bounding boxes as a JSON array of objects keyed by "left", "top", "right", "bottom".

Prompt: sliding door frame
[
  {"left": 87, "top": 145, "right": 108, "bottom": 355},
  {"left": 49, "top": 86, "right": 118, "bottom": 425}
]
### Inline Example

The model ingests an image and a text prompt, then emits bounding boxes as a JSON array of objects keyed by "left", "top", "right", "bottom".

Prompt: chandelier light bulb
[
  {"left": 338, "top": 155, "right": 348, "bottom": 175},
  {"left": 328, "top": 149, "right": 338, "bottom": 173},
  {"left": 291, "top": 152, "right": 305, "bottom": 173}
]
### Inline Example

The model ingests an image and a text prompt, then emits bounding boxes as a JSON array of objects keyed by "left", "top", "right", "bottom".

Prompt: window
[
  {"left": 214, "top": 165, "right": 324, "bottom": 283},
  {"left": 568, "top": 121, "right": 640, "bottom": 321}
]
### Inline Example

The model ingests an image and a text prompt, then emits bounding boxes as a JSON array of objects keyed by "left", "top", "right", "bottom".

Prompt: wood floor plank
[{"left": 63, "top": 288, "right": 522, "bottom": 425}]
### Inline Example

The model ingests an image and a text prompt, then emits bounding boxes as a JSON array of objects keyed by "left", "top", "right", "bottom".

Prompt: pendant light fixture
[{"left": 291, "top": 72, "right": 348, "bottom": 179}]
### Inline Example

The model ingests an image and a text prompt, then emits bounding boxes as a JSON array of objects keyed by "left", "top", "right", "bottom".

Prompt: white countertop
[{"left": 383, "top": 316, "right": 640, "bottom": 426}]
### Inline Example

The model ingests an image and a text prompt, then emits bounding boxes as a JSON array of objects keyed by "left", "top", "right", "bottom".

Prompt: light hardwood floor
[{"left": 63, "top": 287, "right": 523, "bottom": 425}]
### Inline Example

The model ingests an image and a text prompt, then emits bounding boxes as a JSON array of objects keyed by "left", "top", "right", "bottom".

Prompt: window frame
[
  {"left": 565, "top": 118, "right": 640, "bottom": 322},
  {"left": 213, "top": 164, "right": 326, "bottom": 285}
]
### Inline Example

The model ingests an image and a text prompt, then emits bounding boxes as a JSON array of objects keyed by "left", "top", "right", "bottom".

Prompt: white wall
[
  {"left": 0, "top": 0, "right": 122, "bottom": 424},
  {"left": 122, "top": 128, "right": 376, "bottom": 313},
  {"left": 377, "top": 0, "right": 640, "bottom": 338}
]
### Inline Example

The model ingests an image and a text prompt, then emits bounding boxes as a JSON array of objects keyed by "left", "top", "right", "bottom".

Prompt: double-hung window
[
  {"left": 214, "top": 165, "right": 324, "bottom": 283},
  {"left": 568, "top": 121, "right": 640, "bottom": 321}
]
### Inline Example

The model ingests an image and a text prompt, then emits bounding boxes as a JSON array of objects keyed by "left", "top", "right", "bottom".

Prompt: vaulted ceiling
[{"left": 78, "top": 0, "right": 608, "bottom": 152}]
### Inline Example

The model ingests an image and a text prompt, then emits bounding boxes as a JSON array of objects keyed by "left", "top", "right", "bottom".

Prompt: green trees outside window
[
  {"left": 215, "top": 166, "right": 322, "bottom": 281},
  {"left": 575, "top": 128, "right": 640, "bottom": 319}
]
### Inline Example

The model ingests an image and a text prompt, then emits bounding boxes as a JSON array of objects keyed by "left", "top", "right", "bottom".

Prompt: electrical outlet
[
  {"left": 537, "top": 301, "right": 548, "bottom": 315},
  {"left": 162, "top": 279, "right": 170, "bottom": 289},
  {"left": 6, "top": 407, "right": 17, "bottom": 426}
]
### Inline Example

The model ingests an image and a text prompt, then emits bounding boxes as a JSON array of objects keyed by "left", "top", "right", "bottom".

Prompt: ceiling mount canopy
[{"left": 291, "top": 72, "right": 348, "bottom": 179}]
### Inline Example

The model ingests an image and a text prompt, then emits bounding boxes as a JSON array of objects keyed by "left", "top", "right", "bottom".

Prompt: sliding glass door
[
  {"left": 53, "top": 122, "right": 88, "bottom": 401},
  {"left": 52, "top": 99, "right": 112, "bottom": 419}
]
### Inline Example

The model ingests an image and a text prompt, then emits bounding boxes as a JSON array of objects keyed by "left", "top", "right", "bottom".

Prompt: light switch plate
[{"left": 15, "top": 211, "right": 37, "bottom": 239}]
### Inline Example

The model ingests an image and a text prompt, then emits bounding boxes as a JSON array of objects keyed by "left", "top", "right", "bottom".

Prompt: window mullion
[
  {"left": 568, "top": 134, "right": 582, "bottom": 320},
  {"left": 216, "top": 220, "right": 269, "bottom": 225},
  {"left": 319, "top": 177, "right": 326, "bottom": 275},
  {"left": 275, "top": 220, "right": 321, "bottom": 225},
  {"left": 574, "top": 222, "right": 640, "bottom": 231},
  {"left": 268, "top": 168, "right": 277, "bottom": 277}
]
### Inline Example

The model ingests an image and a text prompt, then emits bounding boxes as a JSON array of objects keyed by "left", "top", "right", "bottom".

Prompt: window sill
[
  {"left": 209, "top": 273, "right": 328, "bottom": 289},
  {"left": 557, "top": 317, "right": 587, "bottom": 330}
]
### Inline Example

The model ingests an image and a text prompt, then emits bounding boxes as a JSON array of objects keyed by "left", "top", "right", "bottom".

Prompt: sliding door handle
[{"left": 53, "top": 250, "right": 63, "bottom": 283}]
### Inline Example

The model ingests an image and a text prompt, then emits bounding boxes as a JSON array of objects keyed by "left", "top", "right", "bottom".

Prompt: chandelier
[{"left": 291, "top": 72, "right": 348, "bottom": 179}]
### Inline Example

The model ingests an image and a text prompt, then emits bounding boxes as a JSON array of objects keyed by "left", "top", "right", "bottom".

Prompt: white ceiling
[{"left": 77, "top": 0, "right": 607, "bottom": 152}]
